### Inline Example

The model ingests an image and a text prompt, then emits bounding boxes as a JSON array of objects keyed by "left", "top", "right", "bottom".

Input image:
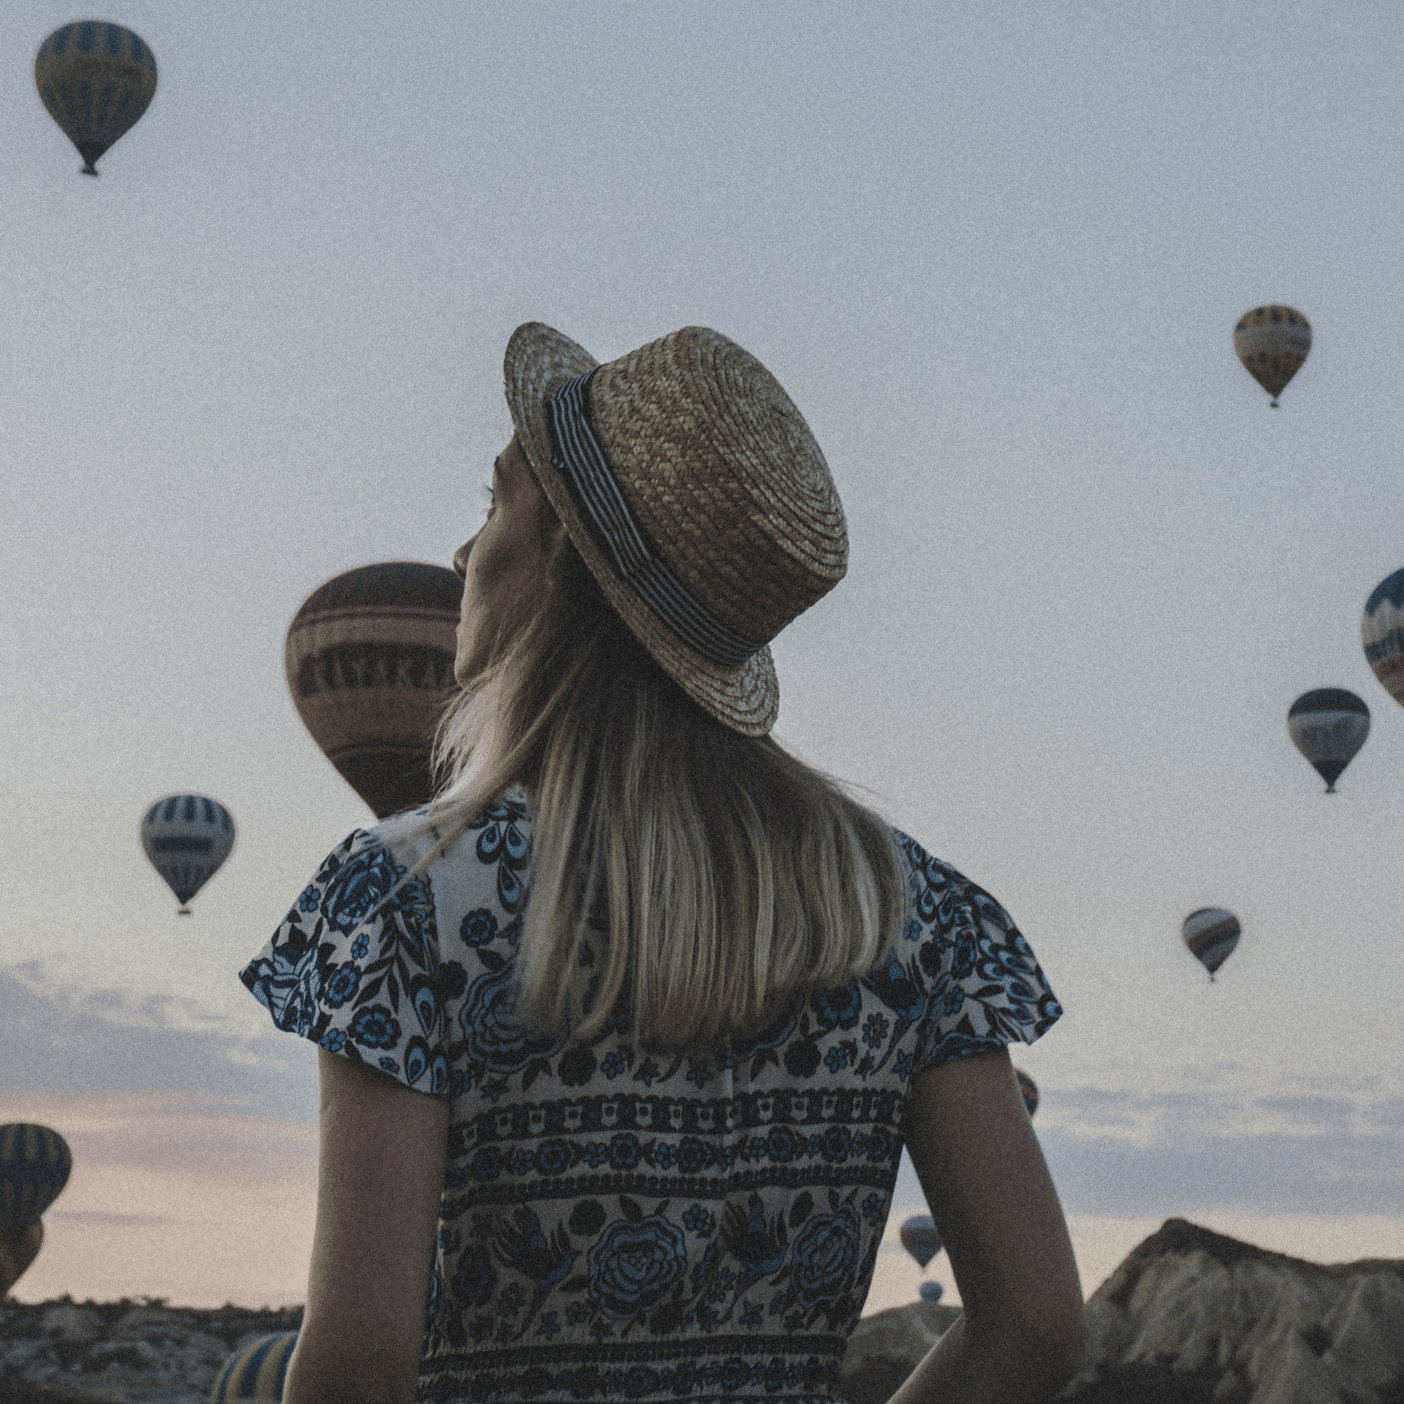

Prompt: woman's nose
[{"left": 452, "top": 538, "right": 474, "bottom": 580}]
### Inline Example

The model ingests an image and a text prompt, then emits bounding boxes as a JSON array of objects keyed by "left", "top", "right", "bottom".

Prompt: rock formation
[
  {"left": 840, "top": 1218, "right": 1404, "bottom": 1404},
  {"left": 838, "top": 1298, "right": 960, "bottom": 1404},
  {"left": 0, "top": 1298, "right": 301, "bottom": 1404},
  {"left": 1068, "top": 1218, "right": 1404, "bottom": 1402},
  {"left": 4, "top": 1221, "right": 1402, "bottom": 1404}
]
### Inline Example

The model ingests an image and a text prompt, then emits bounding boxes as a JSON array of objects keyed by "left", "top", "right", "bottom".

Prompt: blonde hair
[{"left": 425, "top": 517, "right": 906, "bottom": 1050}]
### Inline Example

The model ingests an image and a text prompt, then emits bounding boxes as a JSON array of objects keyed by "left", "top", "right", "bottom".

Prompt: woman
[{"left": 242, "top": 323, "right": 1084, "bottom": 1404}]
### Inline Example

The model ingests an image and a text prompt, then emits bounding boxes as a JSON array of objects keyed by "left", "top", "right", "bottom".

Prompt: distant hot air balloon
[
  {"left": 34, "top": 22, "right": 157, "bottom": 177},
  {"left": 918, "top": 1282, "right": 944, "bottom": 1303},
  {"left": 899, "top": 1214, "right": 942, "bottom": 1269},
  {"left": 212, "top": 1331, "right": 299, "bottom": 1403},
  {"left": 1233, "top": 305, "right": 1311, "bottom": 407},
  {"left": 1362, "top": 568, "right": 1404, "bottom": 711},
  {"left": 0, "top": 1124, "right": 72, "bottom": 1236},
  {"left": 141, "top": 795, "right": 235, "bottom": 914},
  {"left": 1182, "top": 908, "right": 1240, "bottom": 981},
  {"left": 1287, "top": 689, "right": 1369, "bottom": 793},
  {"left": 1014, "top": 1068, "right": 1039, "bottom": 1118},
  {"left": 285, "top": 563, "right": 463, "bottom": 819}
]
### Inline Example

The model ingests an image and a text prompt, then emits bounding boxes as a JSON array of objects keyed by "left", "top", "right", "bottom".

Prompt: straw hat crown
[{"left": 505, "top": 322, "right": 848, "bottom": 735}]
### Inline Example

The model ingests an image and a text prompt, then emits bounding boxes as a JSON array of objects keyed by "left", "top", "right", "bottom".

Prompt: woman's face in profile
[{"left": 452, "top": 435, "right": 552, "bottom": 684}]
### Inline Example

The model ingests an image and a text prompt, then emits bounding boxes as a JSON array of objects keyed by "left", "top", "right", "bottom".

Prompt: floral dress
[{"left": 240, "top": 797, "right": 1061, "bottom": 1404}]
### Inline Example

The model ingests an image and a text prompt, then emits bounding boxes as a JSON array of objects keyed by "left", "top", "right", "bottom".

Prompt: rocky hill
[
  {"left": 4, "top": 1220, "right": 1403, "bottom": 1404},
  {"left": 1066, "top": 1217, "right": 1404, "bottom": 1402},
  {"left": 0, "top": 1299, "right": 301, "bottom": 1404},
  {"left": 840, "top": 1217, "right": 1404, "bottom": 1404}
]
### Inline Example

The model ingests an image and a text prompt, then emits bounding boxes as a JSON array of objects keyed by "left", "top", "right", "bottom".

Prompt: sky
[{"left": 4, "top": 0, "right": 1404, "bottom": 1312}]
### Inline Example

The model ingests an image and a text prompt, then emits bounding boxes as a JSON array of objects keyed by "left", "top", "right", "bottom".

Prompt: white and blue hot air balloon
[
  {"left": 1362, "top": 568, "right": 1404, "bottom": 711},
  {"left": 211, "top": 1331, "right": 298, "bottom": 1403},
  {"left": 1287, "top": 689, "right": 1370, "bottom": 793},
  {"left": 141, "top": 795, "right": 235, "bottom": 913}
]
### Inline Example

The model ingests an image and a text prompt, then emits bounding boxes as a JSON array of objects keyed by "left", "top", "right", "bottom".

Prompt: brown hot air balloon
[
  {"left": 285, "top": 563, "right": 463, "bottom": 819},
  {"left": 1232, "top": 305, "right": 1311, "bottom": 407}
]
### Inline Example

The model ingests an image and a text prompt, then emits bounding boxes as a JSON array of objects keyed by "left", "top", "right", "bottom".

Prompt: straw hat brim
[{"left": 504, "top": 322, "right": 779, "bottom": 736}]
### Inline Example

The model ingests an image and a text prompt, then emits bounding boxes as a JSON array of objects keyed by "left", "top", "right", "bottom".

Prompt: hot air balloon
[
  {"left": 34, "top": 22, "right": 157, "bottom": 177},
  {"left": 285, "top": 563, "right": 463, "bottom": 819},
  {"left": 0, "top": 1219, "right": 44, "bottom": 1297},
  {"left": 1014, "top": 1068, "right": 1039, "bottom": 1118},
  {"left": 1362, "top": 568, "right": 1404, "bottom": 710},
  {"left": 918, "top": 1282, "right": 944, "bottom": 1303},
  {"left": 141, "top": 795, "right": 235, "bottom": 914},
  {"left": 212, "top": 1331, "right": 299, "bottom": 1403},
  {"left": 1288, "top": 689, "right": 1369, "bottom": 792},
  {"left": 1182, "top": 908, "right": 1240, "bottom": 981},
  {"left": 899, "top": 1214, "right": 942, "bottom": 1269},
  {"left": 0, "top": 1124, "right": 72, "bottom": 1236},
  {"left": 1233, "top": 305, "right": 1311, "bottom": 407}
]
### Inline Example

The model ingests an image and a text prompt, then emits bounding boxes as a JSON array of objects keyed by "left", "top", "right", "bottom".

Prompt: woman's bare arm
[
  {"left": 888, "top": 1047, "right": 1085, "bottom": 1404},
  {"left": 283, "top": 1050, "right": 450, "bottom": 1404}
]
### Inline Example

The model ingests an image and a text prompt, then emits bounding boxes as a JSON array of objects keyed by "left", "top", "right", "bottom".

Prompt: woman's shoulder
[
  {"left": 874, "top": 827, "right": 1061, "bottom": 1068},
  {"left": 329, "top": 791, "right": 535, "bottom": 905},
  {"left": 373, "top": 787, "right": 535, "bottom": 862},
  {"left": 890, "top": 827, "right": 1018, "bottom": 930}
]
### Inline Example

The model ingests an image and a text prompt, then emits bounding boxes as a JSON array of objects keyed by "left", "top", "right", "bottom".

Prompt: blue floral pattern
[{"left": 241, "top": 801, "right": 1060, "bottom": 1404}]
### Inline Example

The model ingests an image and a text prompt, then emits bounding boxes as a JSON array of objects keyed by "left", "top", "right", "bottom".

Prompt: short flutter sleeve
[
  {"left": 239, "top": 827, "right": 456, "bottom": 1096},
  {"left": 891, "top": 831, "right": 1063, "bottom": 1076}
]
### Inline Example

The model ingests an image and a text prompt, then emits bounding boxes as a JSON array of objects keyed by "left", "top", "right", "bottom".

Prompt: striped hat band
[{"left": 548, "top": 371, "right": 763, "bottom": 669}]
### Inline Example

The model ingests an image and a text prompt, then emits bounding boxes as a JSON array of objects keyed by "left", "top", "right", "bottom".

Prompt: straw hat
[{"left": 503, "top": 322, "right": 848, "bottom": 736}]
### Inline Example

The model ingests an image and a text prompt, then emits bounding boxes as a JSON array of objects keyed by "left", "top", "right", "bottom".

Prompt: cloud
[
  {"left": 0, "top": 962, "right": 317, "bottom": 1121},
  {"left": 886, "top": 1079, "right": 1404, "bottom": 1221},
  {"left": 8, "top": 960, "right": 1403, "bottom": 1222},
  {"left": 1036, "top": 1083, "right": 1404, "bottom": 1217},
  {"left": 49, "top": 1210, "right": 177, "bottom": 1227}
]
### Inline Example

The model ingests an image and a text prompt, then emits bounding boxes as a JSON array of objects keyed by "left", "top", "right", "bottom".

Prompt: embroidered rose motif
[
  {"left": 320, "top": 845, "right": 424, "bottom": 933},
  {"left": 459, "top": 964, "right": 559, "bottom": 1072},
  {"left": 790, "top": 1204, "right": 860, "bottom": 1307},
  {"left": 587, "top": 1216, "right": 687, "bottom": 1319}
]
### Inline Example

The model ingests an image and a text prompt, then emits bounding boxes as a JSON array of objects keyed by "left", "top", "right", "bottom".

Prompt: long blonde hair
[{"left": 426, "top": 513, "right": 906, "bottom": 1050}]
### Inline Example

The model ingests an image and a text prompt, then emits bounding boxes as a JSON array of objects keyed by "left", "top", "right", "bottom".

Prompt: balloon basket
[
  {"left": 919, "top": 1282, "right": 944, "bottom": 1303},
  {"left": 177, "top": 907, "right": 193, "bottom": 916}
]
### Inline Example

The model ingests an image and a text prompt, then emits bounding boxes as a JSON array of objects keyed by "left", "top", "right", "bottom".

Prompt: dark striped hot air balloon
[
  {"left": 1182, "top": 908, "right": 1241, "bottom": 981},
  {"left": 1362, "top": 568, "right": 1404, "bottom": 711},
  {"left": 0, "top": 1124, "right": 72, "bottom": 1235},
  {"left": 285, "top": 563, "right": 463, "bottom": 819},
  {"left": 1288, "top": 689, "right": 1369, "bottom": 793},
  {"left": 211, "top": 1331, "right": 299, "bottom": 1403},
  {"left": 34, "top": 22, "right": 157, "bottom": 176},
  {"left": 141, "top": 795, "right": 235, "bottom": 913},
  {"left": 1233, "top": 305, "right": 1310, "bottom": 407}
]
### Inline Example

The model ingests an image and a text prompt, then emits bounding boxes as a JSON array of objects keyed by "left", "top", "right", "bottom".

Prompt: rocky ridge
[
  {"left": 1066, "top": 1218, "right": 1404, "bottom": 1402},
  {"left": 0, "top": 1298, "right": 301, "bottom": 1404},
  {"left": 840, "top": 1217, "right": 1404, "bottom": 1404},
  {"left": 4, "top": 1221, "right": 1403, "bottom": 1404}
]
